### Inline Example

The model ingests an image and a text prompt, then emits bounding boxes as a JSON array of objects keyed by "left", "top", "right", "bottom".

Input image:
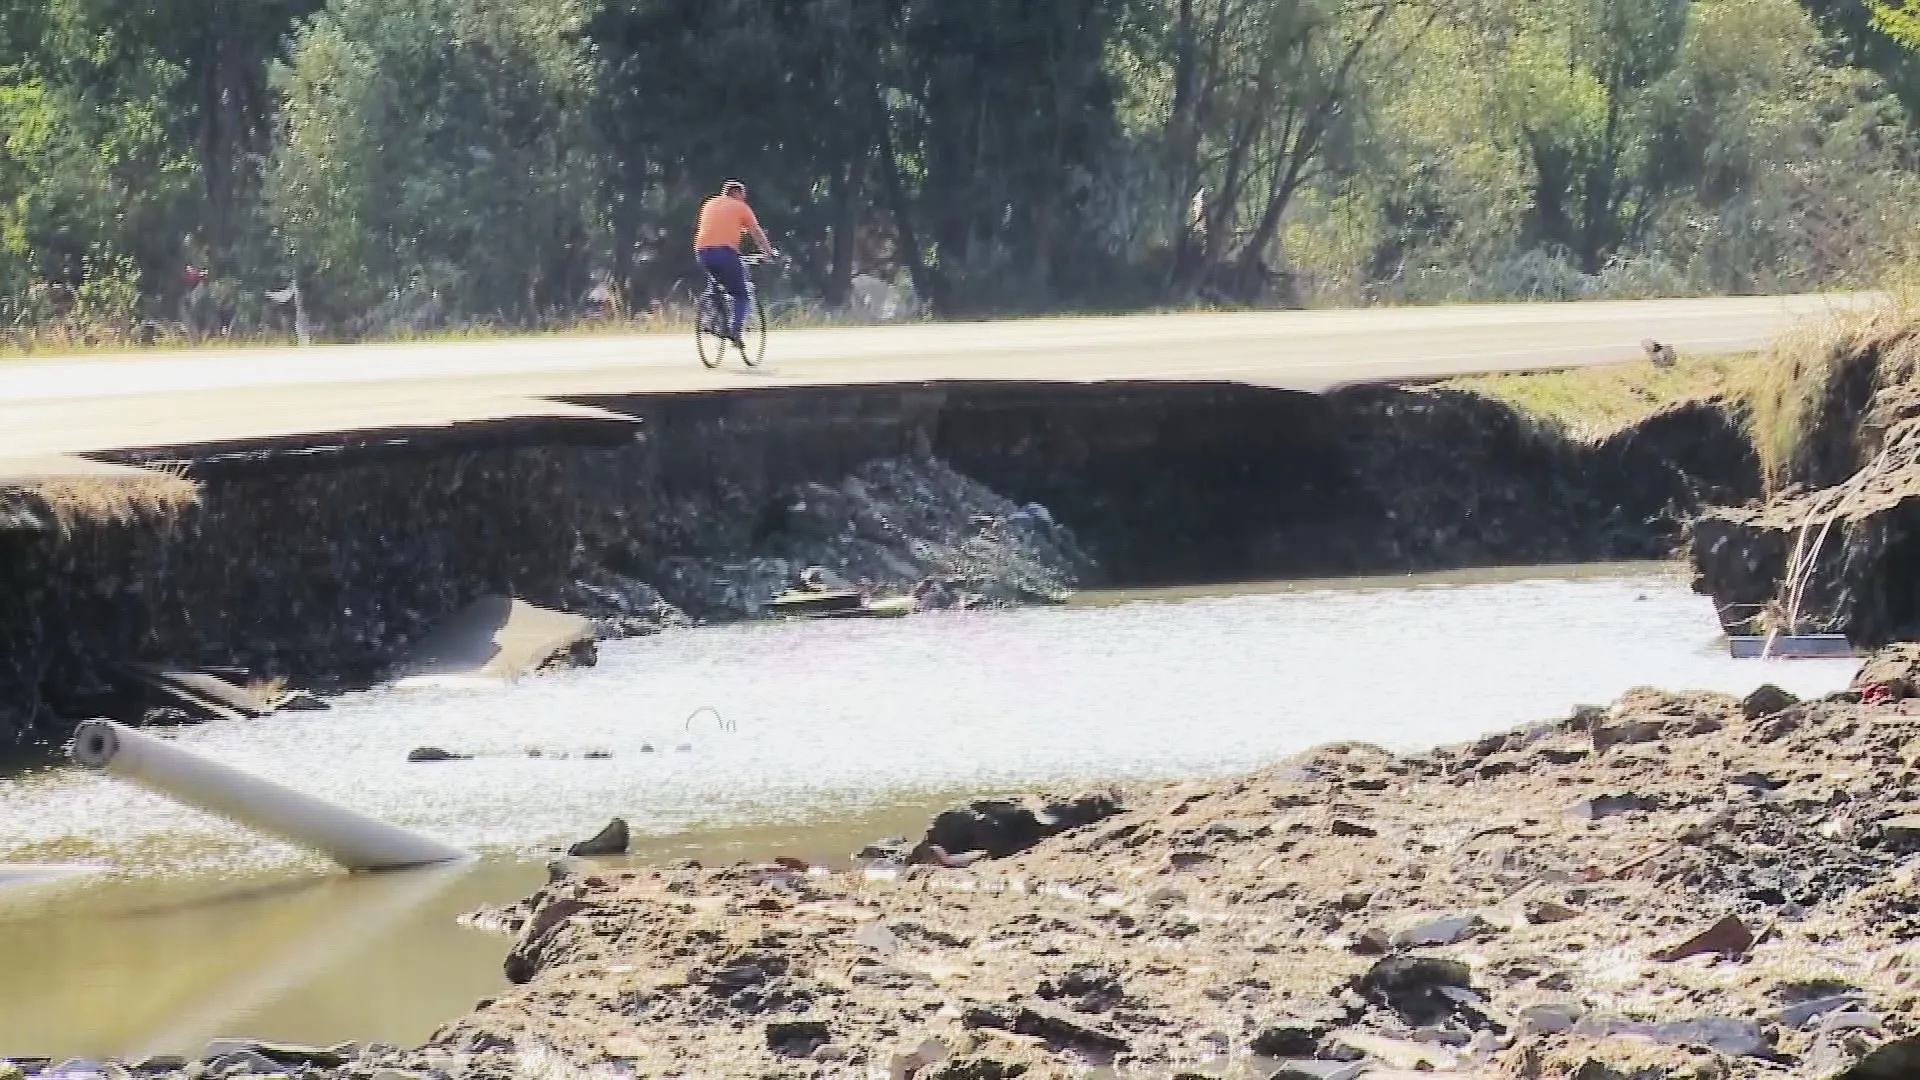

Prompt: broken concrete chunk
[
  {"left": 1390, "top": 913, "right": 1484, "bottom": 947},
  {"left": 1652, "top": 914, "right": 1754, "bottom": 962},
  {"left": 566, "top": 818, "right": 630, "bottom": 857}
]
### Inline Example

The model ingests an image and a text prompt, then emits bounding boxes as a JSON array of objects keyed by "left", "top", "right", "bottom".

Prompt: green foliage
[
  {"left": 1872, "top": 0, "right": 1920, "bottom": 46},
  {"left": 267, "top": 0, "right": 601, "bottom": 322},
  {"left": 3, "top": 0, "right": 1920, "bottom": 340}
]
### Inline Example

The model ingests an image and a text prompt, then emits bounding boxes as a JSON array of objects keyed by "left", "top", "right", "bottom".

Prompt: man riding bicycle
[{"left": 694, "top": 180, "right": 778, "bottom": 345}]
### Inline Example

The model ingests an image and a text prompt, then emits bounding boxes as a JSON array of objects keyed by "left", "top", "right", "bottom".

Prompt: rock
[
  {"left": 1391, "top": 913, "right": 1484, "bottom": 947},
  {"left": 1349, "top": 928, "right": 1392, "bottom": 955},
  {"left": 277, "top": 691, "right": 330, "bottom": 712},
  {"left": 1879, "top": 814, "right": 1920, "bottom": 852},
  {"left": 1852, "top": 644, "right": 1920, "bottom": 700},
  {"left": 1775, "top": 993, "right": 1866, "bottom": 1028},
  {"left": 765, "top": 1020, "right": 832, "bottom": 1056},
  {"left": 502, "top": 895, "right": 594, "bottom": 984},
  {"left": 1524, "top": 899, "right": 1580, "bottom": 924},
  {"left": 857, "top": 837, "right": 914, "bottom": 861},
  {"left": 1518, "top": 1002, "right": 1584, "bottom": 1034},
  {"left": 566, "top": 818, "right": 629, "bottom": 857},
  {"left": 1011, "top": 1004, "right": 1129, "bottom": 1056},
  {"left": 132, "top": 1058, "right": 187, "bottom": 1073},
  {"left": 405, "top": 746, "right": 469, "bottom": 763},
  {"left": 1574, "top": 1014, "right": 1769, "bottom": 1057},
  {"left": 1652, "top": 914, "right": 1754, "bottom": 962},
  {"left": 1329, "top": 819, "right": 1377, "bottom": 838},
  {"left": 1355, "top": 956, "right": 1474, "bottom": 1025},
  {"left": 1249, "top": 1024, "right": 1323, "bottom": 1058},
  {"left": 886, "top": 1037, "right": 949, "bottom": 1080},
  {"left": 921, "top": 793, "right": 1120, "bottom": 859},
  {"left": 1726, "top": 770, "right": 1786, "bottom": 792},
  {"left": 202, "top": 1051, "right": 279, "bottom": 1076},
  {"left": 198, "top": 1045, "right": 345, "bottom": 1070},
  {"left": 1567, "top": 792, "right": 1657, "bottom": 820},
  {"left": 1589, "top": 718, "right": 1665, "bottom": 753},
  {"left": 1842, "top": 1037, "right": 1920, "bottom": 1079},
  {"left": 1742, "top": 683, "right": 1800, "bottom": 719}
]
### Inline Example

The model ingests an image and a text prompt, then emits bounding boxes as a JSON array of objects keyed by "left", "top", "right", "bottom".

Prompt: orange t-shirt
[{"left": 694, "top": 195, "right": 759, "bottom": 251}]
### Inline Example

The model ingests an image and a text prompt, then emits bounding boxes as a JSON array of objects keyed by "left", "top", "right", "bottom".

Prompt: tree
[
  {"left": 1873, "top": 0, "right": 1920, "bottom": 46},
  {"left": 0, "top": 2, "right": 194, "bottom": 305},
  {"left": 267, "top": 0, "right": 602, "bottom": 324},
  {"left": 1114, "top": 0, "right": 1404, "bottom": 302}
]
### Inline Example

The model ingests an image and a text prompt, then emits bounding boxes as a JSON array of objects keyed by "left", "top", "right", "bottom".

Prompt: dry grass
[
  {"left": 1739, "top": 299, "right": 1920, "bottom": 491},
  {"left": 1442, "top": 352, "right": 1759, "bottom": 443},
  {"left": 1447, "top": 290, "right": 1920, "bottom": 496},
  {"left": 11, "top": 464, "right": 200, "bottom": 533}
]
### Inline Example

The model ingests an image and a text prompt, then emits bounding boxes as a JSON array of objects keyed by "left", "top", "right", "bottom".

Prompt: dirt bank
[{"left": 0, "top": 378, "right": 1759, "bottom": 749}]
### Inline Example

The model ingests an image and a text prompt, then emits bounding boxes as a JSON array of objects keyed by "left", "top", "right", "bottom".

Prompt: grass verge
[{"left": 1442, "top": 353, "right": 1758, "bottom": 444}]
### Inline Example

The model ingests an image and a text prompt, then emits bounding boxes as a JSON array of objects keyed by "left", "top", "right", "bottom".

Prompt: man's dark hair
[{"left": 722, "top": 180, "right": 746, "bottom": 197}]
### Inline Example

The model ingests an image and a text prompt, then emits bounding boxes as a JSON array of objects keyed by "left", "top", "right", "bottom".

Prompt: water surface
[{"left": 0, "top": 564, "right": 1860, "bottom": 1057}]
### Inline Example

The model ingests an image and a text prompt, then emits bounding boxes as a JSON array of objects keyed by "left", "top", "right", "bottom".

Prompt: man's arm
[{"left": 747, "top": 210, "right": 776, "bottom": 256}]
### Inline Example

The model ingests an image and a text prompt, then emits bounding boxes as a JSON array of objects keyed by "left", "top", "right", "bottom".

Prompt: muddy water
[{"left": 0, "top": 564, "right": 1860, "bottom": 1057}]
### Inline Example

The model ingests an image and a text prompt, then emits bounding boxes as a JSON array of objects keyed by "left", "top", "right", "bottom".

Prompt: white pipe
[{"left": 71, "top": 721, "right": 470, "bottom": 872}]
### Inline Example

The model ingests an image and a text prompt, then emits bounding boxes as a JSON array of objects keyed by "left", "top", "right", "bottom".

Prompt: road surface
[{"left": 0, "top": 293, "right": 1878, "bottom": 482}]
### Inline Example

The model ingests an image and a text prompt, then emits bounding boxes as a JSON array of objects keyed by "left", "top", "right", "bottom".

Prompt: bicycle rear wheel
[
  {"left": 738, "top": 292, "right": 767, "bottom": 367},
  {"left": 694, "top": 286, "right": 730, "bottom": 369}
]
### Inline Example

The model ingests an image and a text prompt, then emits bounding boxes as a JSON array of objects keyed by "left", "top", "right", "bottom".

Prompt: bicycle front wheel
[
  {"left": 739, "top": 293, "right": 767, "bottom": 368},
  {"left": 694, "top": 287, "right": 729, "bottom": 369}
]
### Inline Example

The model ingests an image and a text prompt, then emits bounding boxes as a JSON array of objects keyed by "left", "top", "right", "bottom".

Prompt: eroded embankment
[
  {"left": 1689, "top": 319, "right": 1920, "bottom": 642},
  {"left": 0, "top": 380, "right": 1758, "bottom": 748}
]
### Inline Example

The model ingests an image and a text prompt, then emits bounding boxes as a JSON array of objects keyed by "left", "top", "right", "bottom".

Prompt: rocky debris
[
  {"left": 1740, "top": 683, "right": 1799, "bottom": 719},
  {"left": 405, "top": 746, "right": 468, "bottom": 763},
  {"left": 916, "top": 793, "right": 1122, "bottom": 861},
  {"left": 560, "top": 569, "right": 689, "bottom": 641},
  {"left": 651, "top": 458, "right": 1093, "bottom": 622},
  {"left": 565, "top": 818, "right": 629, "bottom": 857},
  {"left": 1854, "top": 643, "right": 1920, "bottom": 699}
]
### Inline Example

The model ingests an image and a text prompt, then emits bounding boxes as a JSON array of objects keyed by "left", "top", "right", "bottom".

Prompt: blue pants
[{"left": 696, "top": 247, "right": 748, "bottom": 337}]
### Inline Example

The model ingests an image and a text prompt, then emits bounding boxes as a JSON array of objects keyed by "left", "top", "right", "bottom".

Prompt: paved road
[{"left": 0, "top": 293, "right": 1877, "bottom": 480}]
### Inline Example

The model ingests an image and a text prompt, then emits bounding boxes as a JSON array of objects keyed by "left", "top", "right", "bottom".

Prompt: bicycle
[{"left": 695, "top": 252, "right": 776, "bottom": 369}]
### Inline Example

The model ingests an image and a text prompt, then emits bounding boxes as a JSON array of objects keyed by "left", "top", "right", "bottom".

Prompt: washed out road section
[{"left": 0, "top": 294, "right": 1873, "bottom": 477}]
